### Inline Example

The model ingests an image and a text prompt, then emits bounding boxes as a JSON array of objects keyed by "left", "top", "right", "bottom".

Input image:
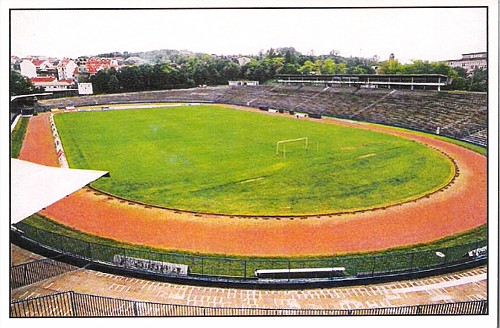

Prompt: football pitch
[{"left": 54, "top": 105, "right": 455, "bottom": 216}]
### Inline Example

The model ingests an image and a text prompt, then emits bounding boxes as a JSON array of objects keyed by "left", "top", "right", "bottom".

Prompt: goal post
[{"left": 276, "top": 137, "right": 309, "bottom": 158}]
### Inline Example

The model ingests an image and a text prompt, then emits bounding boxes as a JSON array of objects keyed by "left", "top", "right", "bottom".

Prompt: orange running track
[{"left": 18, "top": 109, "right": 487, "bottom": 257}]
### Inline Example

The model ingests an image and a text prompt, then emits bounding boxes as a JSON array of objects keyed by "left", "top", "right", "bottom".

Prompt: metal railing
[
  {"left": 10, "top": 291, "right": 488, "bottom": 317},
  {"left": 14, "top": 222, "right": 487, "bottom": 284},
  {"left": 11, "top": 257, "right": 79, "bottom": 289}
]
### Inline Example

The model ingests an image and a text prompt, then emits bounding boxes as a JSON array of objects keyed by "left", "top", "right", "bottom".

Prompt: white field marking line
[
  {"left": 239, "top": 177, "right": 265, "bottom": 184},
  {"left": 357, "top": 153, "right": 376, "bottom": 159},
  {"left": 392, "top": 272, "right": 487, "bottom": 294}
]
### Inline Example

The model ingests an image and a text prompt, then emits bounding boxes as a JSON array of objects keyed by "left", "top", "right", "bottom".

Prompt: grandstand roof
[
  {"left": 10, "top": 93, "right": 53, "bottom": 102},
  {"left": 276, "top": 74, "right": 449, "bottom": 90},
  {"left": 11, "top": 159, "right": 109, "bottom": 224},
  {"left": 277, "top": 74, "right": 449, "bottom": 79}
]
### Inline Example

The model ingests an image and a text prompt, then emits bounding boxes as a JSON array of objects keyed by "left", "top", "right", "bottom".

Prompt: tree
[
  {"left": 280, "top": 63, "right": 300, "bottom": 75},
  {"left": 336, "top": 62, "right": 347, "bottom": 74},
  {"left": 448, "top": 67, "right": 468, "bottom": 90},
  {"left": 298, "top": 60, "right": 320, "bottom": 75},
  {"left": 401, "top": 60, "right": 434, "bottom": 74},
  {"left": 431, "top": 62, "right": 456, "bottom": 76},
  {"left": 183, "top": 57, "right": 210, "bottom": 85},
  {"left": 321, "top": 59, "right": 337, "bottom": 74},
  {"left": 10, "top": 71, "right": 36, "bottom": 96},
  {"left": 378, "top": 58, "right": 402, "bottom": 74},
  {"left": 220, "top": 61, "right": 241, "bottom": 82},
  {"left": 117, "top": 66, "right": 145, "bottom": 92},
  {"left": 277, "top": 47, "right": 301, "bottom": 65},
  {"left": 107, "top": 74, "right": 120, "bottom": 93},
  {"left": 89, "top": 70, "right": 111, "bottom": 94},
  {"left": 163, "top": 64, "right": 190, "bottom": 88},
  {"left": 244, "top": 57, "right": 284, "bottom": 82},
  {"left": 468, "top": 68, "right": 487, "bottom": 92}
]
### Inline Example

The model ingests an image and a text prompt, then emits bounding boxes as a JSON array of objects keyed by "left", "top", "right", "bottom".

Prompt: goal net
[{"left": 276, "top": 137, "right": 309, "bottom": 158}]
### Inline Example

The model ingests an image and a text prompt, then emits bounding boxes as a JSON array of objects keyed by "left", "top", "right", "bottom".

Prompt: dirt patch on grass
[{"left": 22, "top": 109, "right": 486, "bottom": 257}]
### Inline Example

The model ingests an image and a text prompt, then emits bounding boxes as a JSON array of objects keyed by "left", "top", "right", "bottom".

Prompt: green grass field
[{"left": 54, "top": 105, "right": 455, "bottom": 215}]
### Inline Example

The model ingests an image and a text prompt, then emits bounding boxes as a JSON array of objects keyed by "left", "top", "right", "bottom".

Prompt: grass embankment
[
  {"left": 54, "top": 105, "right": 454, "bottom": 216},
  {"left": 10, "top": 117, "right": 29, "bottom": 158}
]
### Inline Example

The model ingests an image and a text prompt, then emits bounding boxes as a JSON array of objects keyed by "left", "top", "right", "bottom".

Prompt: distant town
[
  {"left": 10, "top": 49, "right": 487, "bottom": 97},
  {"left": 11, "top": 54, "right": 139, "bottom": 94}
]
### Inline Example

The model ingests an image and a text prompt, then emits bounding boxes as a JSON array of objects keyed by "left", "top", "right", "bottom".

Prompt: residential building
[
  {"left": 57, "top": 59, "right": 78, "bottom": 80},
  {"left": 19, "top": 59, "right": 37, "bottom": 78},
  {"left": 78, "top": 57, "right": 122, "bottom": 77},
  {"left": 18, "top": 57, "right": 59, "bottom": 79},
  {"left": 31, "top": 77, "right": 75, "bottom": 92},
  {"left": 446, "top": 52, "right": 487, "bottom": 74}
]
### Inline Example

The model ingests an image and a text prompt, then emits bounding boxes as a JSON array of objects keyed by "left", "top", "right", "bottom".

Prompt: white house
[
  {"left": 20, "top": 59, "right": 37, "bottom": 78},
  {"left": 236, "top": 56, "right": 252, "bottom": 66},
  {"left": 31, "top": 77, "right": 74, "bottom": 92},
  {"left": 57, "top": 59, "right": 78, "bottom": 80}
]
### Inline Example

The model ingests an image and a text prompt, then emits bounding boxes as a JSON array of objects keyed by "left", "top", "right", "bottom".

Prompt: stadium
[{"left": 10, "top": 79, "right": 488, "bottom": 316}]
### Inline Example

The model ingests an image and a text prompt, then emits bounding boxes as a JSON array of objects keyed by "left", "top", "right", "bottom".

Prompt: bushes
[{"left": 11, "top": 117, "right": 29, "bottom": 158}]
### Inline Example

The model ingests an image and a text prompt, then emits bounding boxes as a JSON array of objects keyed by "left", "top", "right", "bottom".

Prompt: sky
[{"left": 9, "top": 6, "right": 487, "bottom": 63}]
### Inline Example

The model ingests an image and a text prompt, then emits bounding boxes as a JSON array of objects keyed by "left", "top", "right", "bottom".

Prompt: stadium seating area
[
  {"left": 41, "top": 87, "right": 228, "bottom": 108},
  {"left": 39, "top": 85, "right": 488, "bottom": 147},
  {"left": 217, "top": 86, "right": 487, "bottom": 146}
]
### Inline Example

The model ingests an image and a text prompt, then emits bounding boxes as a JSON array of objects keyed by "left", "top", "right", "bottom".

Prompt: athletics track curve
[{"left": 18, "top": 108, "right": 487, "bottom": 257}]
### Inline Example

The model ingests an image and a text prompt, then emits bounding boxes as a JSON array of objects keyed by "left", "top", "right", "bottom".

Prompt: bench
[{"left": 255, "top": 267, "right": 345, "bottom": 279}]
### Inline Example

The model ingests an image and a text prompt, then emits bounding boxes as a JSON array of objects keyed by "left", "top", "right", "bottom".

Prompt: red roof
[
  {"left": 32, "top": 59, "right": 45, "bottom": 66},
  {"left": 57, "top": 58, "right": 74, "bottom": 67},
  {"left": 87, "top": 66, "right": 98, "bottom": 74},
  {"left": 31, "top": 77, "right": 56, "bottom": 83}
]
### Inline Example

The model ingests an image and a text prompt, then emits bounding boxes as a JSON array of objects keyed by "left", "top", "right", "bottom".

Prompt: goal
[{"left": 276, "top": 137, "right": 309, "bottom": 158}]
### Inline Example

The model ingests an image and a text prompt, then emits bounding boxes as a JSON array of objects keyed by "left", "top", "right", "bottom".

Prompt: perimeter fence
[
  {"left": 10, "top": 291, "right": 488, "bottom": 317},
  {"left": 14, "top": 222, "right": 487, "bottom": 283},
  {"left": 11, "top": 257, "right": 80, "bottom": 289}
]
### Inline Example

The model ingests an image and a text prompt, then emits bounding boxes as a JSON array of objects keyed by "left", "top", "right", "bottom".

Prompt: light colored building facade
[
  {"left": 57, "top": 59, "right": 78, "bottom": 80},
  {"left": 447, "top": 52, "right": 487, "bottom": 74},
  {"left": 17, "top": 57, "right": 59, "bottom": 79},
  {"left": 31, "top": 77, "right": 74, "bottom": 92},
  {"left": 19, "top": 59, "right": 37, "bottom": 78}
]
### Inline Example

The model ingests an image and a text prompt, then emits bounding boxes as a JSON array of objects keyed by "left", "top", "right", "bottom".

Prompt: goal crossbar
[{"left": 276, "top": 137, "right": 309, "bottom": 158}]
